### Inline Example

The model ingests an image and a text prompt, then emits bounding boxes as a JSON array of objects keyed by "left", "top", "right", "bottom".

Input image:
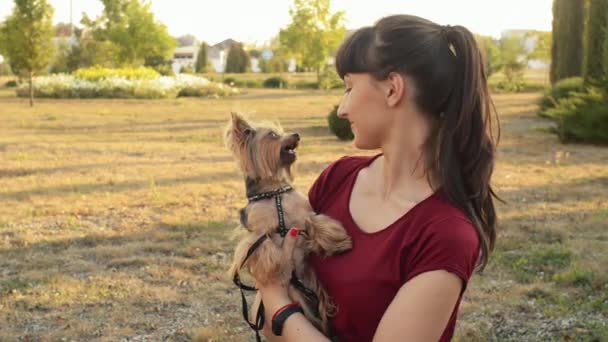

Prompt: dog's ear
[{"left": 230, "top": 112, "right": 254, "bottom": 139}]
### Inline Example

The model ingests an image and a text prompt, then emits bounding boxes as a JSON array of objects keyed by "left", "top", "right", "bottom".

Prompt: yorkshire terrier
[{"left": 225, "top": 112, "right": 352, "bottom": 336}]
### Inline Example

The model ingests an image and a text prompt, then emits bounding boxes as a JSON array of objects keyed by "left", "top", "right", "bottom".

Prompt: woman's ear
[{"left": 385, "top": 72, "right": 406, "bottom": 108}]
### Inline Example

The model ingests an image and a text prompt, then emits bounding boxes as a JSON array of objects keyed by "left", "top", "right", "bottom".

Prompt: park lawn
[{"left": 0, "top": 88, "right": 606, "bottom": 341}]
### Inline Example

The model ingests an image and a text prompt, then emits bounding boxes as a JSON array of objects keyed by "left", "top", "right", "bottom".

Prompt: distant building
[{"left": 171, "top": 45, "right": 198, "bottom": 73}]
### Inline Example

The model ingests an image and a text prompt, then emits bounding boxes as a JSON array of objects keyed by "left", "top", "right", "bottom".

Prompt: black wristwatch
[{"left": 271, "top": 303, "right": 304, "bottom": 336}]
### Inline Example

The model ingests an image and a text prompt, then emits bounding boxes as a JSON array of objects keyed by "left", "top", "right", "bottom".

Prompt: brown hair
[{"left": 335, "top": 15, "right": 500, "bottom": 271}]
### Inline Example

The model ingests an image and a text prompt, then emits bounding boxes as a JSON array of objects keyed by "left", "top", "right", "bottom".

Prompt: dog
[{"left": 225, "top": 112, "right": 352, "bottom": 337}]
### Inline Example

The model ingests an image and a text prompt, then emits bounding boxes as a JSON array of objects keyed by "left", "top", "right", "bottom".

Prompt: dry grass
[{"left": 0, "top": 87, "right": 606, "bottom": 341}]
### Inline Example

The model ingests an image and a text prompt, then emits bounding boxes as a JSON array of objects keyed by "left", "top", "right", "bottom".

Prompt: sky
[{"left": 0, "top": 0, "right": 553, "bottom": 46}]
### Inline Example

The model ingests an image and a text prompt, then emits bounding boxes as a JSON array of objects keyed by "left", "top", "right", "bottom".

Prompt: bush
[
  {"left": 488, "top": 79, "right": 546, "bottom": 93},
  {"left": 15, "top": 74, "right": 238, "bottom": 99},
  {"left": 319, "top": 68, "right": 343, "bottom": 90},
  {"left": 538, "top": 77, "right": 585, "bottom": 117},
  {"left": 75, "top": 66, "right": 160, "bottom": 81},
  {"left": 327, "top": 105, "right": 353, "bottom": 141},
  {"left": 263, "top": 76, "right": 288, "bottom": 88},
  {"left": 293, "top": 80, "right": 319, "bottom": 89},
  {"left": 180, "top": 65, "right": 194, "bottom": 74},
  {"left": 546, "top": 88, "right": 608, "bottom": 144},
  {"left": 5, "top": 80, "right": 18, "bottom": 88},
  {"left": 223, "top": 77, "right": 236, "bottom": 84},
  {"left": 152, "top": 64, "right": 175, "bottom": 76}
]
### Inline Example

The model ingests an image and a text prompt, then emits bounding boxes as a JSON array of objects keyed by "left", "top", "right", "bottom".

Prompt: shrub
[
  {"left": 5, "top": 80, "right": 18, "bottom": 88},
  {"left": 488, "top": 79, "right": 546, "bottom": 93},
  {"left": 74, "top": 66, "right": 160, "bottom": 81},
  {"left": 263, "top": 76, "right": 288, "bottom": 88},
  {"left": 546, "top": 88, "right": 608, "bottom": 144},
  {"left": 15, "top": 74, "right": 238, "bottom": 99},
  {"left": 327, "top": 104, "right": 353, "bottom": 141},
  {"left": 294, "top": 80, "right": 319, "bottom": 89},
  {"left": 538, "top": 77, "right": 585, "bottom": 117}
]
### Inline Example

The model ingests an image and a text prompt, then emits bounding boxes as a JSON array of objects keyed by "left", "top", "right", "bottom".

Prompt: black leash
[
  {"left": 233, "top": 233, "right": 269, "bottom": 342},
  {"left": 234, "top": 184, "right": 321, "bottom": 340}
]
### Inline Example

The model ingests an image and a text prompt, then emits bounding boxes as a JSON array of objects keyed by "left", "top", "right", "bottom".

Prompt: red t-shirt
[{"left": 309, "top": 155, "right": 479, "bottom": 342}]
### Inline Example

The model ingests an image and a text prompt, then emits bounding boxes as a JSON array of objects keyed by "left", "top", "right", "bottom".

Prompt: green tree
[
  {"left": 49, "top": 39, "right": 71, "bottom": 73},
  {"left": 225, "top": 42, "right": 249, "bottom": 73},
  {"left": 604, "top": 16, "right": 608, "bottom": 85},
  {"left": 65, "top": 27, "right": 121, "bottom": 70},
  {"left": 279, "top": 0, "right": 346, "bottom": 82},
  {"left": 1, "top": 0, "right": 55, "bottom": 106},
  {"left": 82, "top": 0, "right": 176, "bottom": 66},
  {"left": 499, "top": 35, "right": 528, "bottom": 84},
  {"left": 195, "top": 42, "right": 208, "bottom": 73},
  {"left": 550, "top": 0, "right": 585, "bottom": 83},
  {"left": 475, "top": 35, "right": 502, "bottom": 77},
  {"left": 583, "top": 0, "right": 608, "bottom": 84},
  {"left": 526, "top": 31, "right": 552, "bottom": 63}
]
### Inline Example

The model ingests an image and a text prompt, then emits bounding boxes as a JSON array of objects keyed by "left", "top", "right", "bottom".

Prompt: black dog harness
[
  {"left": 232, "top": 185, "right": 320, "bottom": 341},
  {"left": 247, "top": 185, "right": 293, "bottom": 236}
]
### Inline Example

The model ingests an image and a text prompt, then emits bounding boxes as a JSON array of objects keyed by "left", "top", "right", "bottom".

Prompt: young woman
[{"left": 257, "top": 14, "right": 499, "bottom": 342}]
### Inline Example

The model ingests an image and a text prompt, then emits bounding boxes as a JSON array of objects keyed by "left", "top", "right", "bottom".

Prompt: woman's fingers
[{"left": 282, "top": 227, "right": 299, "bottom": 265}]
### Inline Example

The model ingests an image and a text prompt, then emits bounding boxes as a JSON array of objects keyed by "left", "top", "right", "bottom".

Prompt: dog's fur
[{"left": 225, "top": 112, "right": 352, "bottom": 335}]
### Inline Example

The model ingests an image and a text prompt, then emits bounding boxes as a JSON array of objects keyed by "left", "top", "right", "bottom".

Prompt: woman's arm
[
  {"left": 257, "top": 228, "right": 331, "bottom": 342},
  {"left": 259, "top": 283, "right": 331, "bottom": 342},
  {"left": 373, "top": 270, "right": 462, "bottom": 342}
]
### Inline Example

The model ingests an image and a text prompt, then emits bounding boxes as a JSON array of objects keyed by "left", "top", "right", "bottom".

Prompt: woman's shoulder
[
  {"left": 312, "top": 154, "right": 378, "bottom": 185},
  {"left": 412, "top": 192, "right": 480, "bottom": 246}
]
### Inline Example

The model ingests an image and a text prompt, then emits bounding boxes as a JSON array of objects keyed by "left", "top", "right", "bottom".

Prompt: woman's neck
[{"left": 374, "top": 114, "right": 435, "bottom": 202}]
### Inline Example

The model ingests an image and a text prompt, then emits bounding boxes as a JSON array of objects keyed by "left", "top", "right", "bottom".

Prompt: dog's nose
[{"left": 293, "top": 133, "right": 300, "bottom": 141}]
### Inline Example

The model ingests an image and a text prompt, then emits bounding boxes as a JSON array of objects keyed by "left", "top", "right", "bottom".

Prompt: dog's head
[{"left": 224, "top": 112, "right": 300, "bottom": 181}]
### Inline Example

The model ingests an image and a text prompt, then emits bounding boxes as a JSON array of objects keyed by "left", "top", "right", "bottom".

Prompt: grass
[{"left": 1, "top": 86, "right": 607, "bottom": 341}]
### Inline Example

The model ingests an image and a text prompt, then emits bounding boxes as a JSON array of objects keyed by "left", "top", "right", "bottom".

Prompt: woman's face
[{"left": 338, "top": 73, "right": 394, "bottom": 150}]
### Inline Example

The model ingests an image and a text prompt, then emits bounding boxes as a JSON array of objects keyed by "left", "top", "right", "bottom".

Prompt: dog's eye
[{"left": 268, "top": 132, "right": 280, "bottom": 139}]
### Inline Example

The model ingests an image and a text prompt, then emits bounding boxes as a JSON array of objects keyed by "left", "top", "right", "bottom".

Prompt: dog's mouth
[{"left": 280, "top": 134, "right": 300, "bottom": 164}]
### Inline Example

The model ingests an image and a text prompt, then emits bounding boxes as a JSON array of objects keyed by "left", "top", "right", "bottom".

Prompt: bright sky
[{"left": 0, "top": 0, "right": 553, "bottom": 46}]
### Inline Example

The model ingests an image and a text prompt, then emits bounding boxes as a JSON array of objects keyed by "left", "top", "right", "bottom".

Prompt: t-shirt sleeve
[
  {"left": 401, "top": 217, "right": 480, "bottom": 291},
  {"left": 308, "top": 156, "right": 349, "bottom": 213}
]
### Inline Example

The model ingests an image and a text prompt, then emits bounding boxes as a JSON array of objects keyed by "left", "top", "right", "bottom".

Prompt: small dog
[{"left": 225, "top": 112, "right": 352, "bottom": 336}]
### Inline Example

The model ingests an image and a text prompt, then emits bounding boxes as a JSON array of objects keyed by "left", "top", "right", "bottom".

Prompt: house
[
  {"left": 170, "top": 37, "right": 298, "bottom": 73},
  {"left": 171, "top": 45, "right": 198, "bottom": 74}
]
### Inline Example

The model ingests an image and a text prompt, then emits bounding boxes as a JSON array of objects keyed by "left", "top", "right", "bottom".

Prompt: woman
[{"left": 258, "top": 14, "right": 499, "bottom": 342}]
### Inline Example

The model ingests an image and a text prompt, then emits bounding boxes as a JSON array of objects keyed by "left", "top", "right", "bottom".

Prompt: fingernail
[{"left": 290, "top": 228, "right": 298, "bottom": 237}]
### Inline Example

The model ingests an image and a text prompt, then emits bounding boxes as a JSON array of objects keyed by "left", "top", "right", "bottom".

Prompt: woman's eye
[{"left": 344, "top": 88, "right": 352, "bottom": 94}]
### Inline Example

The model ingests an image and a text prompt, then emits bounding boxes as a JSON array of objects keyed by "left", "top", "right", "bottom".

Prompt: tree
[
  {"left": 225, "top": 42, "right": 249, "bottom": 73},
  {"left": 583, "top": 0, "right": 608, "bottom": 84},
  {"left": 499, "top": 35, "right": 528, "bottom": 84},
  {"left": 2, "top": 0, "right": 55, "bottom": 106},
  {"left": 195, "top": 42, "right": 208, "bottom": 73},
  {"left": 526, "top": 31, "right": 552, "bottom": 63},
  {"left": 550, "top": 0, "right": 585, "bottom": 83},
  {"left": 604, "top": 17, "right": 608, "bottom": 85},
  {"left": 475, "top": 35, "right": 502, "bottom": 77},
  {"left": 279, "top": 0, "right": 346, "bottom": 82},
  {"left": 65, "top": 27, "right": 121, "bottom": 70},
  {"left": 54, "top": 22, "right": 73, "bottom": 37},
  {"left": 82, "top": 0, "right": 176, "bottom": 66}
]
